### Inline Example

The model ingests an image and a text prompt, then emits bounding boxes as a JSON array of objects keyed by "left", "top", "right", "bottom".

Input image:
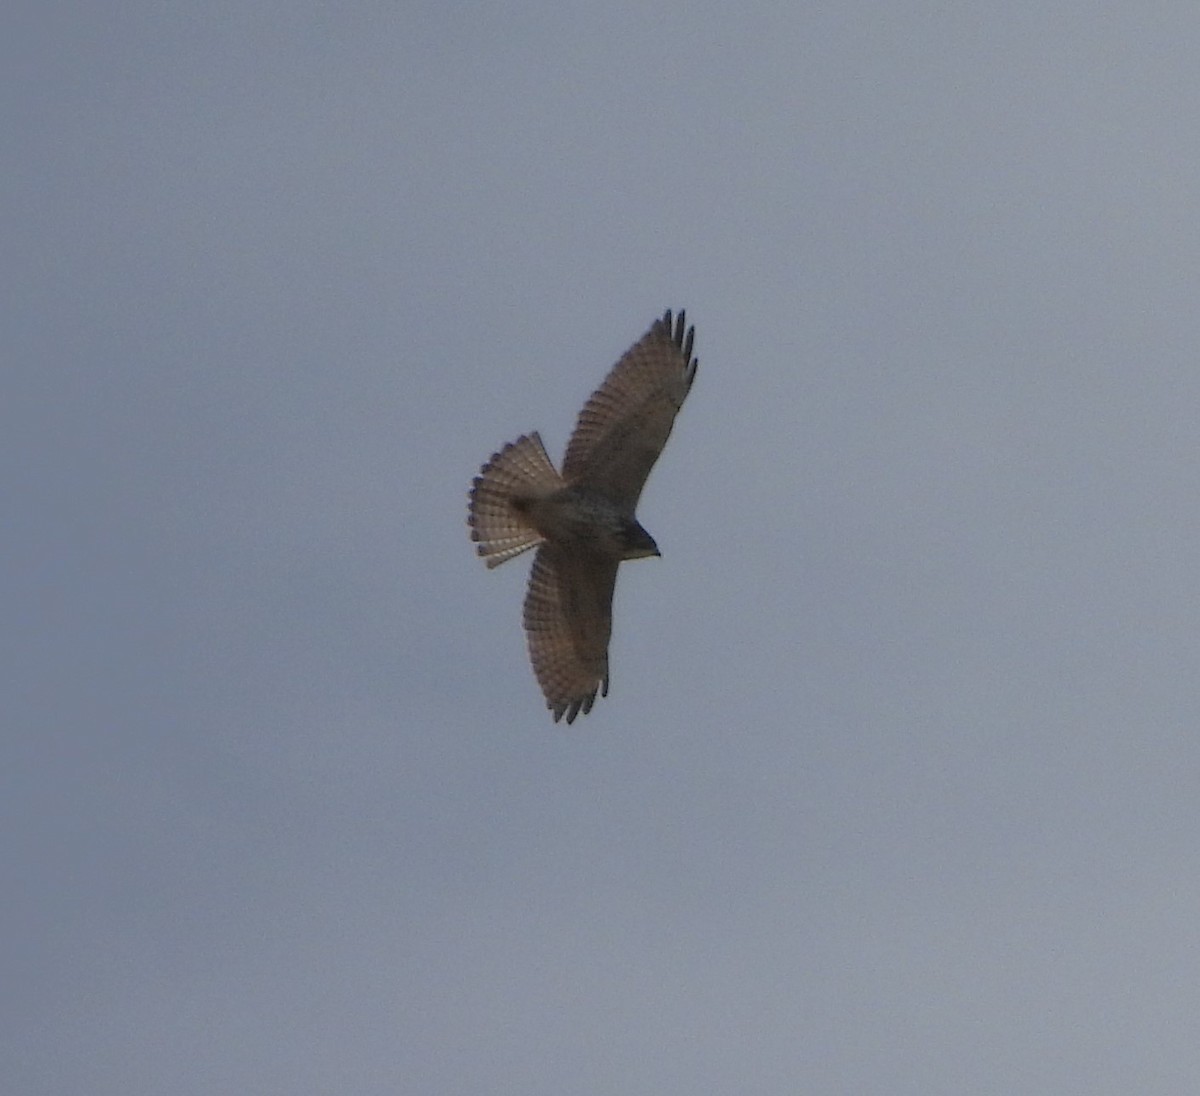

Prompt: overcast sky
[{"left": 7, "top": 3, "right": 1200, "bottom": 1093}]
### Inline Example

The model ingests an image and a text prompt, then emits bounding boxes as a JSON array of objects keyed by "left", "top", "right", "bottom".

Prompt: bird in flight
[{"left": 468, "top": 310, "right": 699, "bottom": 723}]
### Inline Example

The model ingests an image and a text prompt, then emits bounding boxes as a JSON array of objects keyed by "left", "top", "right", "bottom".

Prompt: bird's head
[{"left": 620, "top": 519, "right": 660, "bottom": 560}]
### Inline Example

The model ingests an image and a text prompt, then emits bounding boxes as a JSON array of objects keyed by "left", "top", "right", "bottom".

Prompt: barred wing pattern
[
  {"left": 469, "top": 309, "right": 699, "bottom": 724},
  {"left": 523, "top": 546, "right": 618, "bottom": 723},
  {"left": 561, "top": 310, "right": 698, "bottom": 509}
]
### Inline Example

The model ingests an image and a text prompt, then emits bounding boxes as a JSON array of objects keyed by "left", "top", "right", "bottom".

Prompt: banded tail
[{"left": 468, "top": 432, "right": 564, "bottom": 567}]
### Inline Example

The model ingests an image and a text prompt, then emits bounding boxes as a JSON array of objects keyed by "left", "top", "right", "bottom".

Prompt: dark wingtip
[
  {"left": 662, "top": 308, "right": 695, "bottom": 362},
  {"left": 552, "top": 685, "right": 602, "bottom": 726}
]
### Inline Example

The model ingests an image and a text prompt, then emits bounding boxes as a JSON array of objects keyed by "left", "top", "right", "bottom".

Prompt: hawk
[{"left": 468, "top": 310, "right": 699, "bottom": 723}]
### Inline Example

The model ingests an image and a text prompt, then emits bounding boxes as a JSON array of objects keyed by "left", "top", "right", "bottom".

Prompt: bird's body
[
  {"left": 468, "top": 310, "right": 698, "bottom": 723},
  {"left": 514, "top": 486, "right": 658, "bottom": 560}
]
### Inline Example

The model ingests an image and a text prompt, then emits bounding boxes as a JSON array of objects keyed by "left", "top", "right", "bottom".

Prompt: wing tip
[
  {"left": 660, "top": 308, "right": 696, "bottom": 370},
  {"left": 550, "top": 674, "right": 607, "bottom": 725}
]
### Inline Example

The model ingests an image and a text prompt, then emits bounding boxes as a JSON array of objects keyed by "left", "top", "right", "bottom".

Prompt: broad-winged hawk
[{"left": 467, "top": 310, "right": 699, "bottom": 723}]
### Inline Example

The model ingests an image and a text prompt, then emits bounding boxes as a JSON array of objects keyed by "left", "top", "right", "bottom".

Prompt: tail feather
[{"left": 468, "top": 432, "right": 563, "bottom": 567}]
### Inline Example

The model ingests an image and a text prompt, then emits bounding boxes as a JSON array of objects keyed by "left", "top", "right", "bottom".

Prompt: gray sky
[{"left": 7, "top": 3, "right": 1200, "bottom": 1093}]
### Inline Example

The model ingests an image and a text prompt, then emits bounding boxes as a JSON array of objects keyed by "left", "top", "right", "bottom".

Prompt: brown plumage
[{"left": 467, "top": 310, "right": 699, "bottom": 723}]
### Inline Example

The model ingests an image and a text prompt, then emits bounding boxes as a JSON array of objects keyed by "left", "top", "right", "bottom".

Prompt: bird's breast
[{"left": 522, "top": 488, "right": 627, "bottom": 558}]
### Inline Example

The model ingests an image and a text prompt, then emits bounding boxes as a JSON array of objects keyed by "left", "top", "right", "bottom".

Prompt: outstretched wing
[
  {"left": 523, "top": 546, "right": 618, "bottom": 724},
  {"left": 561, "top": 310, "right": 698, "bottom": 509}
]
